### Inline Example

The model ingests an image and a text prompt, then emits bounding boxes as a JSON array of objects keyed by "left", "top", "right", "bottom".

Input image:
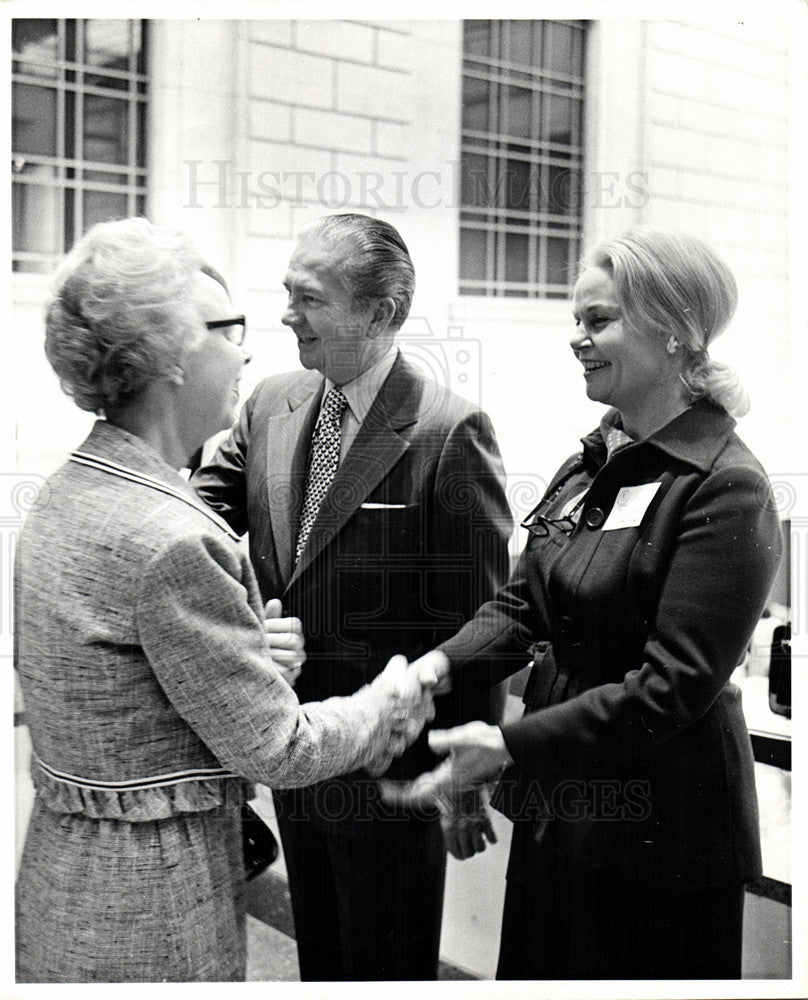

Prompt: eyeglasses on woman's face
[{"left": 205, "top": 315, "right": 247, "bottom": 346}]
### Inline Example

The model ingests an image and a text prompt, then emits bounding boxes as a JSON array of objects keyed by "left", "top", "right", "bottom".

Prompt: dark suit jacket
[
  {"left": 193, "top": 353, "right": 513, "bottom": 830},
  {"left": 442, "top": 399, "right": 782, "bottom": 888}
]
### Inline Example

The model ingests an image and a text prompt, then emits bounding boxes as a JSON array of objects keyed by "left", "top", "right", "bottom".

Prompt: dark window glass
[
  {"left": 506, "top": 22, "right": 533, "bottom": 65},
  {"left": 83, "top": 168, "right": 129, "bottom": 184},
  {"left": 83, "top": 189, "right": 128, "bottom": 231},
  {"left": 545, "top": 22, "right": 575, "bottom": 76},
  {"left": 459, "top": 228, "right": 488, "bottom": 281},
  {"left": 83, "top": 94, "right": 129, "bottom": 164},
  {"left": 462, "top": 76, "right": 490, "bottom": 132},
  {"left": 12, "top": 84, "right": 58, "bottom": 156},
  {"left": 135, "top": 22, "right": 148, "bottom": 75},
  {"left": 64, "top": 186, "right": 76, "bottom": 248},
  {"left": 12, "top": 19, "right": 58, "bottom": 76},
  {"left": 545, "top": 93, "right": 574, "bottom": 145},
  {"left": 504, "top": 158, "right": 531, "bottom": 212},
  {"left": 547, "top": 164, "right": 572, "bottom": 214},
  {"left": 546, "top": 236, "right": 573, "bottom": 286},
  {"left": 461, "top": 153, "right": 495, "bottom": 209},
  {"left": 85, "top": 20, "right": 131, "bottom": 69},
  {"left": 464, "top": 20, "right": 492, "bottom": 57},
  {"left": 504, "top": 232, "right": 530, "bottom": 283},
  {"left": 136, "top": 100, "right": 147, "bottom": 168},
  {"left": 505, "top": 85, "right": 532, "bottom": 139}
]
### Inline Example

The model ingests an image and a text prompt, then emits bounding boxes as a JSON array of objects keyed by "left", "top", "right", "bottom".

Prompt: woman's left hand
[
  {"left": 379, "top": 720, "right": 514, "bottom": 808},
  {"left": 439, "top": 787, "right": 498, "bottom": 860},
  {"left": 264, "top": 598, "right": 306, "bottom": 686}
]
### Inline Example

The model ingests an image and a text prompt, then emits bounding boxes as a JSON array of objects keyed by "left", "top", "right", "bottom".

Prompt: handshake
[
  {"left": 363, "top": 650, "right": 451, "bottom": 778},
  {"left": 262, "top": 599, "right": 451, "bottom": 779}
]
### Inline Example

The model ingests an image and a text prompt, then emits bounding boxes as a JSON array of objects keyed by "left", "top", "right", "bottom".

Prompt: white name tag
[
  {"left": 602, "top": 482, "right": 662, "bottom": 531},
  {"left": 360, "top": 502, "right": 409, "bottom": 509}
]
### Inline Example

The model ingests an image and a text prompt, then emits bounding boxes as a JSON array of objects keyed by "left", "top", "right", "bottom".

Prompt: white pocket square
[{"left": 360, "top": 502, "right": 410, "bottom": 509}]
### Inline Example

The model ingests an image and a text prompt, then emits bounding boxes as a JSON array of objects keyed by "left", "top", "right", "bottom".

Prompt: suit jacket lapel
[
  {"left": 287, "top": 355, "right": 422, "bottom": 587},
  {"left": 266, "top": 375, "right": 323, "bottom": 585}
]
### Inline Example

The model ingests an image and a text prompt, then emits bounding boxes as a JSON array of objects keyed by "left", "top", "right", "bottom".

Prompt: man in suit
[{"left": 192, "top": 214, "right": 512, "bottom": 981}]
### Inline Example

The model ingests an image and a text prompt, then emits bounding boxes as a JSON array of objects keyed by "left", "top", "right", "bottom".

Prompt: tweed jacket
[
  {"left": 442, "top": 399, "right": 783, "bottom": 889},
  {"left": 193, "top": 352, "right": 513, "bottom": 828},
  {"left": 15, "top": 421, "right": 400, "bottom": 819}
]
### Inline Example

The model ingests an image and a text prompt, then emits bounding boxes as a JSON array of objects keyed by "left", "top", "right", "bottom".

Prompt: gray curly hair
[
  {"left": 584, "top": 227, "right": 749, "bottom": 417},
  {"left": 45, "top": 217, "right": 216, "bottom": 416}
]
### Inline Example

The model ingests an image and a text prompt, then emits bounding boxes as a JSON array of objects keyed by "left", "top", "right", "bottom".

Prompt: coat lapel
[
  {"left": 266, "top": 374, "right": 323, "bottom": 585},
  {"left": 287, "top": 355, "right": 422, "bottom": 587}
]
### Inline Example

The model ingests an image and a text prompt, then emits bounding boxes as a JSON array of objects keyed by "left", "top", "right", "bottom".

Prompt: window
[
  {"left": 12, "top": 19, "right": 148, "bottom": 273},
  {"left": 460, "top": 20, "right": 585, "bottom": 298}
]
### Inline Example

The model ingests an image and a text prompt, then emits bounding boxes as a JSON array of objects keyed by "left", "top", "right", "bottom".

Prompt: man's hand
[
  {"left": 378, "top": 720, "right": 514, "bottom": 808},
  {"left": 264, "top": 598, "right": 305, "bottom": 687}
]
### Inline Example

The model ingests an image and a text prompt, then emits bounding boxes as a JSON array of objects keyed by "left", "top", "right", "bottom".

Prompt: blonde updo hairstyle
[
  {"left": 585, "top": 228, "right": 749, "bottom": 417},
  {"left": 45, "top": 217, "right": 209, "bottom": 416}
]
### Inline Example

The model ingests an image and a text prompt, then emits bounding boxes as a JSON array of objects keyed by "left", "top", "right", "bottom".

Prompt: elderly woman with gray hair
[
  {"left": 14, "top": 217, "right": 442, "bottom": 983},
  {"left": 383, "top": 228, "right": 783, "bottom": 980}
]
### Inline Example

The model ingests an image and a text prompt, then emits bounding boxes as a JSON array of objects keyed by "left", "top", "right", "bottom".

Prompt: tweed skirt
[{"left": 16, "top": 791, "right": 247, "bottom": 983}]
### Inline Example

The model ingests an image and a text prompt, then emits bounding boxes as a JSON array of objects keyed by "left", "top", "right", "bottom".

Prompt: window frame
[
  {"left": 459, "top": 20, "right": 586, "bottom": 299},
  {"left": 12, "top": 18, "right": 148, "bottom": 273}
]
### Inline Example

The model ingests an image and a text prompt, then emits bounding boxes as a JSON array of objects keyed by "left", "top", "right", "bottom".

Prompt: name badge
[{"left": 602, "top": 482, "right": 662, "bottom": 531}]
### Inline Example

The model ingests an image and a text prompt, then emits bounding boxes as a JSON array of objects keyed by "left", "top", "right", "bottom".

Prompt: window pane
[
  {"left": 135, "top": 22, "right": 148, "bottom": 74},
  {"left": 464, "top": 21, "right": 492, "bottom": 57},
  {"left": 64, "top": 88, "right": 76, "bottom": 159},
  {"left": 506, "top": 22, "right": 533, "bottom": 65},
  {"left": 531, "top": 21, "right": 544, "bottom": 65},
  {"left": 459, "top": 228, "right": 488, "bottom": 281},
  {"left": 504, "top": 158, "right": 531, "bottom": 211},
  {"left": 504, "top": 85, "right": 531, "bottom": 139},
  {"left": 136, "top": 101, "right": 147, "bottom": 167},
  {"left": 64, "top": 19, "right": 78, "bottom": 63},
  {"left": 461, "top": 153, "right": 494, "bottom": 208},
  {"left": 83, "top": 94, "right": 129, "bottom": 164},
  {"left": 504, "top": 232, "right": 529, "bottom": 283},
  {"left": 82, "top": 189, "right": 128, "bottom": 232},
  {"left": 545, "top": 93, "right": 574, "bottom": 145},
  {"left": 547, "top": 164, "right": 575, "bottom": 214},
  {"left": 13, "top": 176, "right": 61, "bottom": 255},
  {"left": 85, "top": 20, "right": 131, "bottom": 70},
  {"left": 84, "top": 73, "right": 129, "bottom": 93},
  {"left": 83, "top": 169, "right": 128, "bottom": 184},
  {"left": 12, "top": 83, "right": 58, "bottom": 157},
  {"left": 545, "top": 23, "right": 575, "bottom": 76},
  {"left": 12, "top": 18, "right": 59, "bottom": 76},
  {"left": 64, "top": 186, "right": 76, "bottom": 248},
  {"left": 547, "top": 236, "right": 574, "bottom": 286},
  {"left": 463, "top": 76, "right": 490, "bottom": 132}
]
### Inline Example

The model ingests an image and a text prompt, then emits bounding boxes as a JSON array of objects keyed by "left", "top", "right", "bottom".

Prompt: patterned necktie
[{"left": 295, "top": 386, "right": 348, "bottom": 563}]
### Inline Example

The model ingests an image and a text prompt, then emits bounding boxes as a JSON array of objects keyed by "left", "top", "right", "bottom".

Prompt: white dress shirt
[{"left": 320, "top": 345, "right": 398, "bottom": 463}]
